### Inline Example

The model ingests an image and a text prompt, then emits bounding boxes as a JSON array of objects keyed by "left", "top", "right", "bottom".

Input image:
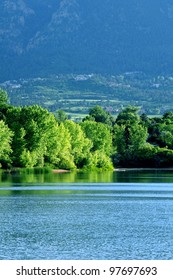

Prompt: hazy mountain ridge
[{"left": 1, "top": 0, "right": 173, "bottom": 81}]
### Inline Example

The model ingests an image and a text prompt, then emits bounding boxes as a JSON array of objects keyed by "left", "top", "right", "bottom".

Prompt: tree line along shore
[{"left": 1, "top": 88, "right": 173, "bottom": 171}]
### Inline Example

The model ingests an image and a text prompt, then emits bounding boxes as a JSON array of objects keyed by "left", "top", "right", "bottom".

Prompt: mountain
[{"left": 1, "top": 0, "right": 173, "bottom": 81}]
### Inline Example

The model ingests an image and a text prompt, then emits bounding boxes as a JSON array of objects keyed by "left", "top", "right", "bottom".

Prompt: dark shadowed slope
[{"left": 1, "top": 0, "right": 173, "bottom": 81}]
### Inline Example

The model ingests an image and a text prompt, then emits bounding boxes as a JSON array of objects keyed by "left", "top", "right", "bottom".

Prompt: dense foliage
[{"left": 1, "top": 89, "right": 173, "bottom": 170}]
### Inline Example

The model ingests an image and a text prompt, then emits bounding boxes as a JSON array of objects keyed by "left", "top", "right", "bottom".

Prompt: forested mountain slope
[{"left": 1, "top": 0, "right": 173, "bottom": 81}]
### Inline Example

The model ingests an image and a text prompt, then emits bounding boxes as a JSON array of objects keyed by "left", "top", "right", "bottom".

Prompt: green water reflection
[{"left": 1, "top": 169, "right": 173, "bottom": 186}]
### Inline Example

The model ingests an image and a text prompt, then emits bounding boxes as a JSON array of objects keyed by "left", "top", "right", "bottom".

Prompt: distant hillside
[
  {"left": 1, "top": 0, "right": 173, "bottom": 81},
  {"left": 1, "top": 73, "right": 173, "bottom": 119}
]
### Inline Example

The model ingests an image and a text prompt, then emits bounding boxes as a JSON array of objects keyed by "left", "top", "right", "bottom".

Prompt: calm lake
[{"left": 0, "top": 169, "right": 173, "bottom": 260}]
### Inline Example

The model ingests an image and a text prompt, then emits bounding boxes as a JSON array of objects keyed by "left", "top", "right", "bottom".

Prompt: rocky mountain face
[{"left": 1, "top": 0, "right": 173, "bottom": 81}]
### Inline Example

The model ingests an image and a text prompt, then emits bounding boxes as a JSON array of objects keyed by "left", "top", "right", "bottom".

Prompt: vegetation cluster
[{"left": 1, "top": 88, "right": 173, "bottom": 170}]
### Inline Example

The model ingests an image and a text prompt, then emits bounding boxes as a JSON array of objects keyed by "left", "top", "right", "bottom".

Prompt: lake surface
[{"left": 0, "top": 170, "right": 173, "bottom": 260}]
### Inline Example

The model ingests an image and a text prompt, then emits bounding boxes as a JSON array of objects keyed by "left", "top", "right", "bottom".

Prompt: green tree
[
  {"left": 46, "top": 122, "right": 75, "bottom": 169},
  {"left": 55, "top": 109, "right": 68, "bottom": 123},
  {"left": 156, "top": 123, "right": 173, "bottom": 149},
  {"left": 0, "top": 120, "right": 13, "bottom": 168},
  {"left": 0, "top": 88, "right": 9, "bottom": 107},
  {"left": 134, "top": 143, "right": 157, "bottom": 167},
  {"left": 114, "top": 123, "right": 147, "bottom": 153},
  {"left": 162, "top": 111, "right": 173, "bottom": 124},
  {"left": 113, "top": 106, "right": 148, "bottom": 166},
  {"left": 140, "top": 113, "right": 151, "bottom": 128},
  {"left": 4, "top": 107, "right": 24, "bottom": 166},
  {"left": 64, "top": 120, "right": 92, "bottom": 168},
  {"left": 80, "top": 120, "right": 113, "bottom": 170},
  {"left": 81, "top": 120, "right": 113, "bottom": 156},
  {"left": 153, "top": 147, "right": 173, "bottom": 167},
  {"left": 5, "top": 105, "right": 61, "bottom": 167},
  {"left": 116, "top": 105, "right": 140, "bottom": 125},
  {"left": 85, "top": 150, "right": 113, "bottom": 171},
  {"left": 84, "top": 105, "right": 114, "bottom": 126},
  {"left": 147, "top": 117, "right": 162, "bottom": 146},
  {"left": 0, "top": 89, "right": 10, "bottom": 122}
]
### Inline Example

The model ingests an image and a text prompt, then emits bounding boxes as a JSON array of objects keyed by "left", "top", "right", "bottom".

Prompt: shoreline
[
  {"left": 52, "top": 169, "right": 70, "bottom": 173},
  {"left": 1, "top": 167, "right": 173, "bottom": 174},
  {"left": 114, "top": 167, "right": 173, "bottom": 171}
]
